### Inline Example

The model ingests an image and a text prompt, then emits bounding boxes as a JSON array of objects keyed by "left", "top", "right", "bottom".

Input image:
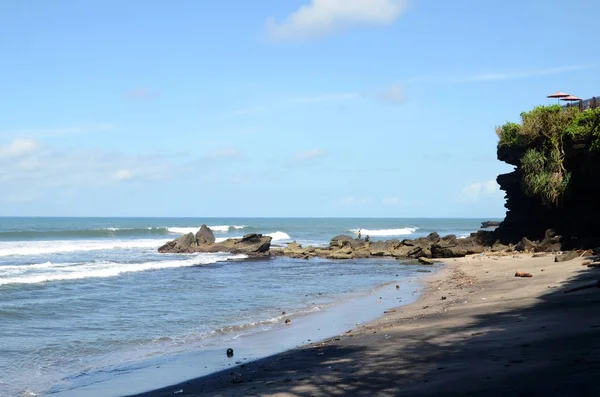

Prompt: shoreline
[
  {"left": 44, "top": 258, "right": 432, "bottom": 397},
  {"left": 126, "top": 252, "right": 600, "bottom": 396}
]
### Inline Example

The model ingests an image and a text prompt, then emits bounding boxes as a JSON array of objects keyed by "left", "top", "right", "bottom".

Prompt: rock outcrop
[
  {"left": 195, "top": 224, "right": 215, "bottom": 245},
  {"left": 271, "top": 231, "right": 505, "bottom": 260},
  {"left": 494, "top": 136, "right": 600, "bottom": 250},
  {"left": 481, "top": 221, "right": 501, "bottom": 228},
  {"left": 159, "top": 227, "right": 272, "bottom": 255},
  {"left": 157, "top": 225, "right": 575, "bottom": 260}
]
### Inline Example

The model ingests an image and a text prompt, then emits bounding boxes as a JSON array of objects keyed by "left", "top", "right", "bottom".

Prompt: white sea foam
[
  {"left": 349, "top": 228, "right": 417, "bottom": 237},
  {"left": 458, "top": 234, "right": 470, "bottom": 239},
  {"left": 0, "top": 239, "right": 169, "bottom": 257},
  {"left": 103, "top": 227, "right": 155, "bottom": 231},
  {"left": 209, "top": 225, "right": 246, "bottom": 232},
  {"left": 0, "top": 254, "right": 246, "bottom": 285},
  {"left": 167, "top": 227, "right": 200, "bottom": 235},
  {"left": 168, "top": 225, "right": 246, "bottom": 234},
  {"left": 266, "top": 231, "right": 291, "bottom": 241}
]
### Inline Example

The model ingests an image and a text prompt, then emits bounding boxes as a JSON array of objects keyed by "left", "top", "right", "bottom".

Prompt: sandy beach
[{"left": 129, "top": 252, "right": 600, "bottom": 396}]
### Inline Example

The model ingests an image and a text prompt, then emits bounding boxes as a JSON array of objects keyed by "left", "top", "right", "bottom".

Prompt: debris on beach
[
  {"left": 384, "top": 309, "right": 396, "bottom": 314},
  {"left": 227, "top": 348, "right": 234, "bottom": 357},
  {"left": 285, "top": 318, "right": 291, "bottom": 324},
  {"left": 515, "top": 271, "right": 533, "bottom": 278}
]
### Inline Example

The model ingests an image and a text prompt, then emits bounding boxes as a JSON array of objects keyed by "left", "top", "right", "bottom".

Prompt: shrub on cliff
[{"left": 496, "top": 105, "right": 600, "bottom": 207}]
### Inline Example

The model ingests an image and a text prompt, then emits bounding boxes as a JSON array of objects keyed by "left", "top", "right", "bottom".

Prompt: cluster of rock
[
  {"left": 481, "top": 221, "right": 501, "bottom": 229},
  {"left": 273, "top": 232, "right": 493, "bottom": 260},
  {"left": 158, "top": 225, "right": 576, "bottom": 261},
  {"left": 158, "top": 225, "right": 272, "bottom": 255}
]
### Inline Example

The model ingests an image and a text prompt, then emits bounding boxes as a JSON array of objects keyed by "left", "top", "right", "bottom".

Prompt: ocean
[{"left": 0, "top": 217, "right": 495, "bottom": 397}]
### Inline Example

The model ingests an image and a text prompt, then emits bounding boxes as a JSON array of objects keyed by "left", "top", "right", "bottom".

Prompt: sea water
[{"left": 0, "top": 217, "right": 494, "bottom": 396}]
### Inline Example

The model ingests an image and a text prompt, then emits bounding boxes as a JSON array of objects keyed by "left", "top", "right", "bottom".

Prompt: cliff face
[{"left": 494, "top": 135, "right": 600, "bottom": 249}]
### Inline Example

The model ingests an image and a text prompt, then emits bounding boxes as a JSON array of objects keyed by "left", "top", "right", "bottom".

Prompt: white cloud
[
  {"left": 461, "top": 179, "right": 501, "bottom": 202},
  {"left": 0, "top": 138, "right": 175, "bottom": 203},
  {"left": 379, "top": 83, "right": 405, "bottom": 104},
  {"left": 267, "top": 0, "right": 408, "bottom": 42},
  {"left": 292, "top": 148, "right": 327, "bottom": 162},
  {"left": 0, "top": 138, "right": 39, "bottom": 159},
  {"left": 113, "top": 169, "right": 135, "bottom": 181}
]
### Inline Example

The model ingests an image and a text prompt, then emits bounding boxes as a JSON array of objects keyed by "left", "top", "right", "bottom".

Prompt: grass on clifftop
[
  {"left": 496, "top": 105, "right": 600, "bottom": 207},
  {"left": 497, "top": 105, "right": 600, "bottom": 148}
]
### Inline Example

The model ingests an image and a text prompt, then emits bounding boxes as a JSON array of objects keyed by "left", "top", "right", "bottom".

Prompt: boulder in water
[
  {"left": 159, "top": 232, "right": 197, "bottom": 253},
  {"left": 196, "top": 224, "right": 215, "bottom": 245}
]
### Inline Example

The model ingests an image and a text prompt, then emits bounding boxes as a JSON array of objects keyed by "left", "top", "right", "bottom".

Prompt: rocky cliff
[{"left": 494, "top": 107, "right": 600, "bottom": 249}]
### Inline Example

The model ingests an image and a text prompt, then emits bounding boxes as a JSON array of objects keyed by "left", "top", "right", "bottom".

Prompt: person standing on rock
[{"left": 358, "top": 230, "right": 362, "bottom": 239}]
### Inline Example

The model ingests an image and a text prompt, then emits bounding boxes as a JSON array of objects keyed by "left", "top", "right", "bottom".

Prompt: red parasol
[
  {"left": 547, "top": 91, "right": 570, "bottom": 104},
  {"left": 547, "top": 91, "right": 570, "bottom": 98},
  {"left": 560, "top": 95, "right": 581, "bottom": 101}
]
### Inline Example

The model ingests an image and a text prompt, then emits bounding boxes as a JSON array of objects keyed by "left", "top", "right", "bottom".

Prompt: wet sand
[{"left": 128, "top": 252, "right": 600, "bottom": 396}]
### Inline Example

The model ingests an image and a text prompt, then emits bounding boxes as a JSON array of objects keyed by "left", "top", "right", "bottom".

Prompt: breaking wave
[
  {"left": 348, "top": 228, "right": 418, "bottom": 237},
  {"left": 0, "top": 254, "right": 246, "bottom": 286},
  {"left": 0, "top": 239, "right": 169, "bottom": 257},
  {"left": 167, "top": 225, "right": 246, "bottom": 234},
  {"left": 266, "top": 232, "right": 291, "bottom": 241}
]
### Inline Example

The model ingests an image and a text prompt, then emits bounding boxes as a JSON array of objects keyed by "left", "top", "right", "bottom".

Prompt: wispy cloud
[
  {"left": 378, "top": 83, "right": 406, "bottom": 104},
  {"left": 409, "top": 64, "right": 597, "bottom": 85},
  {"left": 290, "top": 92, "right": 361, "bottom": 104},
  {"left": 231, "top": 91, "right": 360, "bottom": 116},
  {"left": 267, "top": 0, "right": 408, "bottom": 42},
  {"left": 123, "top": 88, "right": 160, "bottom": 100},
  {"left": 112, "top": 169, "right": 135, "bottom": 181},
  {"left": 382, "top": 196, "right": 401, "bottom": 206},
  {"left": 461, "top": 179, "right": 501, "bottom": 202},
  {"left": 0, "top": 138, "right": 39, "bottom": 159},
  {"left": 0, "top": 123, "right": 116, "bottom": 138},
  {"left": 291, "top": 148, "right": 327, "bottom": 163},
  {"left": 337, "top": 195, "right": 370, "bottom": 207},
  {"left": 209, "top": 148, "right": 241, "bottom": 159},
  {"left": 232, "top": 106, "right": 268, "bottom": 116},
  {"left": 0, "top": 138, "right": 175, "bottom": 198},
  {"left": 460, "top": 64, "right": 597, "bottom": 83}
]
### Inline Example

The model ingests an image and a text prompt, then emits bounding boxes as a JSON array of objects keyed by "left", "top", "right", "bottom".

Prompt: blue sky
[{"left": 1, "top": 0, "right": 598, "bottom": 217}]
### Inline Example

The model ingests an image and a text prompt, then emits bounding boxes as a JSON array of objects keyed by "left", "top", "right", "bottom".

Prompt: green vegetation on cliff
[{"left": 496, "top": 105, "right": 600, "bottom": 207}]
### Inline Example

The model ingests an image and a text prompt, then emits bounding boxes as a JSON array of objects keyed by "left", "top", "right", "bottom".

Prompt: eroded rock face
[
  {"left": 196, "top": 224, "right": 215, "bottom": 245},
  {"left": 493, "top": 138, "right": 600, "bottom": 250},
  {"left": 158, "top": 232, "right": 198, "bottom": 253}
]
